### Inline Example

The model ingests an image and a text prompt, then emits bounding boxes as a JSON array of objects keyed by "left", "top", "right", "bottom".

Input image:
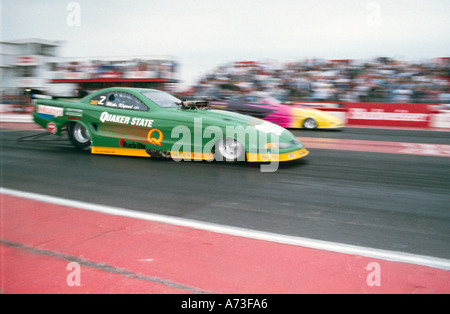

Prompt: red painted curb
[
  {"left": 1, "top": 193, "right": 449, "bottom": 294},
  {"left": 299, "top": 137, "right": 450, "bottom": 157}
]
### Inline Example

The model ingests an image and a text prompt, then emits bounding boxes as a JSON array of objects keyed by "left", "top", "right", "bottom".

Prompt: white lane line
[{"left": 2, "top": 187, "right": 450, "bottom": 271}]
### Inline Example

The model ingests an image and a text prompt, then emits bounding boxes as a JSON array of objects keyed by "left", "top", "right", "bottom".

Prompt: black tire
[
  {"left": 214, "top": 137, "right": 245, "bottom": 162},
  {"left": 302, "top": 118, "right": 317, "bottom": 129},
  {"left": 68, "top": 122, "right": 91, "bottom": 151}
]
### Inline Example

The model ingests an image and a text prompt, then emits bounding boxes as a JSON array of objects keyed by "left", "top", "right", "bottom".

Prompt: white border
[{"left": 2, "top": 187, "right": 450, "bottom": 271}]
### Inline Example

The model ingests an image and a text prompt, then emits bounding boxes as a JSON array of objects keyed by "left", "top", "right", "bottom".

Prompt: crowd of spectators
[
  {"left": 50, "top": 58, "right": 178, "bottom": 80},
  {"left": 1, "top": 58, "right": 178, "bottom": 108},
  {"left": 190, "top": 57, "right": 450, "bottom": 104}
]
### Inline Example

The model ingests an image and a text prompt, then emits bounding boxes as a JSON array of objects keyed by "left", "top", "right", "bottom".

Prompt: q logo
[{"left": 147, "top": 129, "right": 163, "bottom": 146}]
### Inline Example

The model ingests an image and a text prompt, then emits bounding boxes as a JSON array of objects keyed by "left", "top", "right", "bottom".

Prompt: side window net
[{"left": 90, "top": 92, "right": 148, "bottom": 111}]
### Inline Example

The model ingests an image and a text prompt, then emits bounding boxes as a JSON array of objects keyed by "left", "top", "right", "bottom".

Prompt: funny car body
[
  {"left": 210, "top": 95, "right": 344, "bottom": 129},
  {"left": 32, "top": 88, "right": 309, "bottom": 162}
]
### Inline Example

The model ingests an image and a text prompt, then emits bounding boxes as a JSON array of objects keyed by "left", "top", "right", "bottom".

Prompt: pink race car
[{"left": 210, "top": 95, "right": 344, "bottom": 129}]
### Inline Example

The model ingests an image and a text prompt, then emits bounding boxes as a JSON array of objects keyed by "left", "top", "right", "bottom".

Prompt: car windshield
[
  {"left": 236, "top": 95, "right": 282, "bottom": 106},
  {"left": 141, "top": 90, "right": 181, "bottom": 108},
  {"left": 262, "top": 96, "right": 283, "bottom": 106}
]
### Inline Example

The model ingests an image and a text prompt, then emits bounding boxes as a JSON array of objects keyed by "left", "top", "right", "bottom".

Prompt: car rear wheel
[
  {"left": 68, "top": 122, "right": 91, "bottom": 151},
  {"left": 215, "top": 137, "right": 245, "bottom": 162},
  {"left": 302, "top": 118, "right": 317, "bottom": 129}
]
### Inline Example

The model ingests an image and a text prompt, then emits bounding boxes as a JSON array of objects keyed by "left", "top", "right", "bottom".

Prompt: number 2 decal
[{"left": 98, "top": 96, "right": 106, "bottom": 105}]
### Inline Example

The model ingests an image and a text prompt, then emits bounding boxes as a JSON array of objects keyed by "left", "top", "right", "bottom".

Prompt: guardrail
[
  {"left": 2, "top": 102, "right": 450, "bottom": 129},
  {"left": 288, "top": 102, "right": 450, "bottom": 129}
]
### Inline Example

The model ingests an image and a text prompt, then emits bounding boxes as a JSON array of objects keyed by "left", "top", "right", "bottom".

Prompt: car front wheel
[
  {"left": 215, "top": 137, "right": 245, "bottom": 162},
  {"left": 302, "top": 118, "right": 317, "bottom": 129}
]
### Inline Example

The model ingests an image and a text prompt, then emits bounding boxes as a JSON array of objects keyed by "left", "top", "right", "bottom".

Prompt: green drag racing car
[{"left": 32, "top": 87, "right": 309, "bottom": 162}]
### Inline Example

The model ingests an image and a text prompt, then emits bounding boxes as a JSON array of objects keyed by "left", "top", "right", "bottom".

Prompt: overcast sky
[{"left": 2, "top": 0, "right": 449, "bottom": 86}]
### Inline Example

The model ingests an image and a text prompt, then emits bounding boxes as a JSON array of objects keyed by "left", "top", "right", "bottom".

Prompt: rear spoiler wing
[
  {"left": 30, "top": 94, "right": 54, "bottom": 100},
  {"left": 29, "top": 90, "right": 88, "bottom": 100}
]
